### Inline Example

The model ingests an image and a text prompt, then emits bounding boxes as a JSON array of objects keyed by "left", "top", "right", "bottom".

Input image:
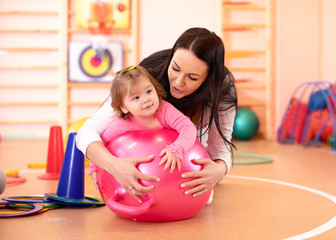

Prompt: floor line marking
[{"left": 227, "top": 175, "right": 336, "bottom": 240}]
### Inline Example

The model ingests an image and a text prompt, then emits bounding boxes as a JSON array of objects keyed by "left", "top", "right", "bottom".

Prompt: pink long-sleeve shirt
[{"left": 88, "top": 100, "right": 197, "bottom": 174}]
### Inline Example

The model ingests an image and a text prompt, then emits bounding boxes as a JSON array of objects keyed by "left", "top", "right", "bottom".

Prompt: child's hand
[
  {"left": 91, "top": 171, "right": 99, "bottom": 189},
  {"left": 158, "top": 149, "right": 181, "bottom": 173}
]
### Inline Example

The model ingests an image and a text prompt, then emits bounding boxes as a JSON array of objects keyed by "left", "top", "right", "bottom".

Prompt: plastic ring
[
  {"left": 2, "top": 195, "right": 53, "bottom": 203},
  {"left": 0, "top": 202, "right": 43, "bottom": 217},
  {"left": 45, "top": 193, "right": 105, "bottom": 206},
  {"left": 6, "top": 202, "right": 64, "bottom": 210},
  {"left": 233, "top": 153, "right": 273, "bottom": 165},
  {"left": 6, "top": 173, "right": 26, "bottom": 184},
  {"left": 0, "top": 204, "right": 49, "bottom": 214}
]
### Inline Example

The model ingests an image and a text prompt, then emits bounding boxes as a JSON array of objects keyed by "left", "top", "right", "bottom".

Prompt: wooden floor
[{"left": 1, "top": 138, "right": 336, "bottom": 240}]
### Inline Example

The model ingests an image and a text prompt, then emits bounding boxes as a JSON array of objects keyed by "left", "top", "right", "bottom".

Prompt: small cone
[
  {"left": 56, "top": 132, "right": 85, "bottom": 200},
  {"left": 45, "top": 132, "right": 104, "bottom": 206},
  {"left": 38, "top": 126, "right": 64, "bottom": 180}
]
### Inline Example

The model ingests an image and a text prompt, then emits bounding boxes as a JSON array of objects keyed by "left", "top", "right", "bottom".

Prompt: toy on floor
[
  {"left": 38, "top": 126, "right": 64, "bottom": 180},
  {"left": 233, "top": 108, "right": 260, "bottom": 140},
  {"left": 0, "top": 202, "right": 44, "bottom": 218},
  {"left": 0, "top": 168, "right": 6, "bottom": 194},
  {"left": 277, "top": 81, "right": 336, "bottom": 150},
  {"left": 5, "top": 170, "right": 26, "bottom": 184},
  {"left": 97, "top": 129, "right": 212, "bottom": 222},
  {"left": 45, "top": 132, "right": 104, "bottom": 206}
]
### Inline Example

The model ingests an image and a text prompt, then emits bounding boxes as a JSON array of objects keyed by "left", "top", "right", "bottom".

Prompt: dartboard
[{"left": 78, "top": 45, "right": 113, "bottom": 78}]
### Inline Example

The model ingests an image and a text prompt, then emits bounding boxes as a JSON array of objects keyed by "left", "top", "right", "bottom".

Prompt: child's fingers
[
  {"left": 163, "top": 159, "right": 172, "bottom": 172},
  {"left": 169, "top": 161, "right": 176, "bottom": 173},
  {"left": 159, "top": 155, "right": 167, "bottom": 166},
  {"left": 177, "top": 159, "right": 181, "bottom": 171},
  {"left": 159, "top": 149, "right": 167, "bottom": 157}
]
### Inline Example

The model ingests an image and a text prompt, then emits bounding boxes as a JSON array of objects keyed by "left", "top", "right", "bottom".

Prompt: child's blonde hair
[{"left": 111, "top": 65, "right": 166, "bottom": 119}]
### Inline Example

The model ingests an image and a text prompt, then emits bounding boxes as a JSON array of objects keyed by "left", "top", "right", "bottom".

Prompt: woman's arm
[
  {"left": 180, "top": 106, "right": 236, "bottom": 197},
  {"left": 76, "top": 97, "right": 115, "bottom": 156},
  {"left": 76, "top": 97, "right": 160, "bottom": 201}
]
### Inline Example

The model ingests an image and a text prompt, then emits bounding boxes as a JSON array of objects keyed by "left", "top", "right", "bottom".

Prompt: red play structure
[{"left": 277, "top": 81, "right": 336, "bottom": 150}]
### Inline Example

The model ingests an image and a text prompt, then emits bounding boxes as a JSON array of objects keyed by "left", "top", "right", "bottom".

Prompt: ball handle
[{"left": 107, "top": 193, "right": 154, "bottom": 216}]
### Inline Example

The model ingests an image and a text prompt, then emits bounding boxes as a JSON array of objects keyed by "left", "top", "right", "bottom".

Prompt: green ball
[
  {"left": 233, "top": 108, "right": 259, "bottom": 140},
  {"left": 328, "top": 134, "right": 335, "bottom": 147}
]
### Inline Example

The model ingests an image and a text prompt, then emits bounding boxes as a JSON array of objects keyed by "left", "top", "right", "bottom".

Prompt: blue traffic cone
[{"left": 45, "top": 132, "right": 104, "bottom": 206}]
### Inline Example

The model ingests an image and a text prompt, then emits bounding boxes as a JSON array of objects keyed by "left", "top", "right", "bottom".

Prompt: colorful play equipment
[
  {"left": 233, "top": 108, "right": 260, "bottom": 140},
  {"left": 66, "top": 117, "right": 90, "bottom": 142},
  {"left": 0, "top": 202, "right": 44, "bottom": 218},
  {"left": 38, "top": 126, "right": 64, "bottom": 180},
  {"left": 277, "top": 81, "right": 336, "bottom": 150},
  {"left": 82, "top": 2, "right": 115, "bottom": 78},
  {"left": 233, "top": 154, "right": 273, "bottom": 165},
  {"left": 97, "top": 129, "right": 212, "bottom": 222},
  {"left": 1, "top": 131, "right": 104, "bottom": 218},
  {"left": 0, "top": 168, "right": 6, "bottom": 194},
  {"left": 28, "top": 119, "right": 90, "bottom": 170},
  {"left": 5, "top": 170, "right": 26, "bottom": 185},
  {"left": 45, "top": 132, "right": 104, "bottom": 207},
  {"left": 67, "top": 117, "right": 90, "bottom": 166}
]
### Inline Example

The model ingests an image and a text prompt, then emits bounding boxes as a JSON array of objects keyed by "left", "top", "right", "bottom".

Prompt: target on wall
[{"left": 68, "top": 41, "right": 123, "bottom": 82}]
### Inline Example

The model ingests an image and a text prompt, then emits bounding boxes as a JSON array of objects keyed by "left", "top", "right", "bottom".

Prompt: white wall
[
  {"left": 275, "top": 0, "right": 336, "bottom": 130},
  {"left": 321, "top": 0, "right": 336, "bottom": 83},
  {"left": 139, "top": 0, "right": 221, "bottom": 60}
]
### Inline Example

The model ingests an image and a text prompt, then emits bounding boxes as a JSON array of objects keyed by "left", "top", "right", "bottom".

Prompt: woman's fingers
[{"left": 179, "top": 158, "right": 219, "bottom": 197}]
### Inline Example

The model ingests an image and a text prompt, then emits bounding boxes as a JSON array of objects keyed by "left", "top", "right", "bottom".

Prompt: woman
[{"left": 76, "top": 27, "right": 237, "bottom": 203}]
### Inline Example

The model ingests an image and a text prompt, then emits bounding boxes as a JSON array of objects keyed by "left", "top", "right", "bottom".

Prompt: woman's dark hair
[{"left": 140, "top": 27, "right": 237, "bottom": 152}]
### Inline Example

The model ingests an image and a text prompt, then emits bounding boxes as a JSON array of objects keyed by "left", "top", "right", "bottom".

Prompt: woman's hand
[
  {"left": 180, "top": 158, "right": 227, "bottom": 197},
  {"left": 86, "top": 141, "right": 160, "bottom": 203},
  {"left": 108, "top": 155, "right": 160, "bottom": 202}
]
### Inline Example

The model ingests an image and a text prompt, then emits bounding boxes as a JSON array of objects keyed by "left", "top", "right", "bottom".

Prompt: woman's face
[{"left": 167, "top": 48, "right": 208, "bottom": 99}]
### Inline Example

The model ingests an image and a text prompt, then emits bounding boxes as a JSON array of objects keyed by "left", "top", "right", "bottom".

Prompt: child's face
[{"left": 121, "top": 76, "right": 160, "bottom": 118}]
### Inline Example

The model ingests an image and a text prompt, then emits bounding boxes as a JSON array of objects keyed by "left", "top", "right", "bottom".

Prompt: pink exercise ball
[{"left": 96, "top": 129, "right": 212, "bottom": 222}]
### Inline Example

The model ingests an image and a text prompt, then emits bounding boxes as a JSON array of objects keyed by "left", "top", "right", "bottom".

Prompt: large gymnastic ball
[
  {"left": 96, "top": 129, "right": 212, "bottom": 222},
  {"left": 233, "top": 108, "right": 259, "bottom": 140}
]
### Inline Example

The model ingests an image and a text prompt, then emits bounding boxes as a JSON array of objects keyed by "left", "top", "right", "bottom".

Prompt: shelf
[
  {"left": 0, "top": 84, "right": 58, "bottom": 88},
  {"left": 236, "top": 83, "right": 266, "bottom": 89},
  {"left": 222, "top": 0, "right": 275, "bottom": 139},
  {"left": 223, "top": 23, "right": 266, "bottom": 30},
  {"left": 0, "top": 29, "right": 58, "bottom": 33},
  {"left": 229, "top": 67, "right": 266, "bottom": 72},
  {"left": 226, "top": 50, "right": 266, "bottom": 58},
  {"left": 222, "top": 3, "right": 266, "bottom": 11},
  {"left": 68, "top": 28, "right": 131, "bottom": 35},
  {"left": 68, "top": 82, "right": 110, "bottom": 88},
  {"left": 0, "top": 47, "right": 58, "bottom": 51},
  {"left": 0, "top": 11, "right": 58, "bottom": 15},
  {"left": 0, "top": 65, "right": 58, "bottom": 70},
  {"left": 0, "top": 0, "right": 140, "bottom": 139},
  {"left": 238, "top": 101, "right": 266, "bottom": 107},
  {"left": 0, "top": 120, "right": 59, "bottom": 125},
  {"left": 0, "top": 102, "right": 58, "bottom": 106},
  {"left": 69, "top": 102, "right": 105, "bottom": 106}
]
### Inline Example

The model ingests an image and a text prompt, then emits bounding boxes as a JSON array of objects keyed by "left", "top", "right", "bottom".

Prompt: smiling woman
[{"left": 168, "top": 48, "right": 208, "bottom": 99}]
